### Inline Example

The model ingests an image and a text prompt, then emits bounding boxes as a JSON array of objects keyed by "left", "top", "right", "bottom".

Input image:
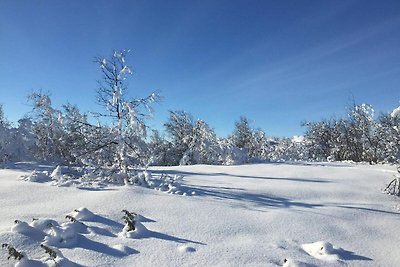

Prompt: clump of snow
[
  {"left": 11, "top": 220, "right": 45, "bottom": 240},
  {"left": 177, "top": 245, "right": 196, "bottom": 253},
  {"left": 128, "top": 171, "right": 150, "bottom": 187},
  {"left": 301, "top": 241, "right": 340, "bottom": 261},
  {"left": 292, "top": 135, "right": 305, "bottom": 143},
  {"left": 71, "top": 207, "right": 95, "bottom": 221},
  {"left": 50, "top": 166, "right": 62, "bottom": 179},
  {"left": 20, "top": 166, "right": 198, "bottom": 197},
  {"left": 119, "top": 220, "right": 147, "bottom": 239},
  {"left": 43, "top": 223, "right": 79, "bottom": 248},
  {"left": 21, "top": 170, "right": 51, "bottom": 183},
  {"left": 29, "top": 219, "right": 59, "bottom": 232},
  {"left": 151, "top": 173, "right": 194, "bottom": 195},
  {"left": 391, "top": 105, "right": 400, "bottom": 118}
]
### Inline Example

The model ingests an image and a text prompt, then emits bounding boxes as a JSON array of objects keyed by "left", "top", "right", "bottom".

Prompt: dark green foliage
[
  {"left": 41, "top": 244, "right": 59, "bottom": 267},
  {"left": 65, "top": 215, "right": 85, "bottom": 225},
  {"left": 122, "top": 209, "right": 137, "bottom": 221},
  {"left": 121, "top": 210, "right": 137, "bottom": 232},
  {"left": 65, "top": 215, "right": 77, "bottom": 222},
  {"left": 2, "top": 243, "right": 24, "bottom": 261},
  {"left": 41, "top": 244, "right": 57, "bottom": 259}
]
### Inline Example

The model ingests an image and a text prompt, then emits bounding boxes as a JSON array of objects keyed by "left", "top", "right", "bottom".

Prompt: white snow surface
[{"left": 1, "top": 162, "right": 400, "bottom": 266}]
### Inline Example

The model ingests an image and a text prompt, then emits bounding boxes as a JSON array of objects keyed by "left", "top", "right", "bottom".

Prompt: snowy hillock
[
  {"left": 1, "top": 162, "right": 400, "bottom": 266},
  {"left": 20, "top": 166, "right": 195, "bottom": 196}
]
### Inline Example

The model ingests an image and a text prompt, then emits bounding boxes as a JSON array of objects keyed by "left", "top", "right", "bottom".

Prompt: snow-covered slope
[{"left": 0, "top": 162, "right": 399, "bottom": 266}]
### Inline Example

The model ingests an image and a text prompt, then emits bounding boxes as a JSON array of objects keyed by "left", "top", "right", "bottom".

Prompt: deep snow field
[{"left": 1, "top": 162, "right": 399, "bottom": 267}]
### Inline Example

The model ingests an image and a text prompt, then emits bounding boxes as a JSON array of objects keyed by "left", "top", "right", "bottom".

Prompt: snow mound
[
  {"left": 2, "top": 207, "right": 150, "bottom": 266},
  {"left": 301, "top": 241, "right": 340, "bottom": 261},
  {"left": 282, "top": 258, "right": 312, "bottom": 267},
  {"left": 119, "top": 220, "right": 148, "bottom": 238},
  {"left": 21, "top": 171, "right": 51, "bottom": 183},
  {"left": 70, "top": 207, "right": 95, "bottom": 221},
  {"left": 151, "top": 174, "right": 195, "bottom": 196},
  {"left": 43, "top": 223, "right": 79, "bottom": 247},
  {"left": 11, "top": 220, "right": 45, "bottom": 240},
  {"left": 20, "top": 166, "right": 197, "bottom": 196},
  {"left": 29, "top": 219, "right": 60, "bottom": 232},
  {"left": 177, "top": 245, "right": 196, "bottom": 253},
  {"left": 50, "top": 166, "right": 62, "bottom": 179}
]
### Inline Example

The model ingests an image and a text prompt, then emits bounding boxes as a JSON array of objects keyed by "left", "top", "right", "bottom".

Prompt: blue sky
[{"left": 1, "top": 0, "right": 399, "bottom": 137}]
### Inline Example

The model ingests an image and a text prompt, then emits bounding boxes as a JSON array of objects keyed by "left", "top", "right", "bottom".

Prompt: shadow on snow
[
  {"left": 151, "top": 169, "right": 332, "bottom": 184},
  {"left": 191, "top": 185, "right": 323, "bottom": 210}
]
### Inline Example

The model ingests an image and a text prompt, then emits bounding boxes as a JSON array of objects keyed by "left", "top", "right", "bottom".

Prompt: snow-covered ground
[{"left": 1, "top": 162, "right": 399, "bottom": 266}]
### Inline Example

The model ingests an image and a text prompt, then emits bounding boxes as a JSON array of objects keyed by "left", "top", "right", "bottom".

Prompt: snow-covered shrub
[
  {"left": 150, "top": 173, "right": 195, "bottom": 195},
  {"left": 163, "top": 110, "right": 196, "bottom": 165},
  {"left": 119, "top": 209, "right": 148, "bottom": 238},
  {"left": 40, "top": 244, "right": 58, "bottom": 266},
  {"left": 229, "top": 116, "right": 272, "bottom": 162},
  {"left": 180, "top": 119, "right": 222, "bottom": 165},
  {"left": 267, "top": 137, "right": 308, "bottom": 162},
  {"left": 375, "top": 111, "right": 400, "bottom": 163},
  {"left": 0, "top": 106, "right": 36, "bottom": 164},
  {"left": 147, "top": 130, "right": 172, "bottom": 166},
  {"left": 70, "top": 50, "right": 160, "bottom": 181},
  {"left": 384, "top": 166, "right": 400, "bottom": 197},
  {"left": 163, "top": 111, "right": 224, "bottom": 165},
  {"left": 28, "top": 92, "right": 68, "bottom": 163},
  {"left": 121, "top": 210, "right": 137, "bottom": 232},
  {"left": 231, "top": 116, "right": 254, "bottom": 155},
  {"left": 216, "top": 137, "right": 247, "bottom": 165},
  {"left": 1, "top": 243, "right": 24, "bottom": 261}
]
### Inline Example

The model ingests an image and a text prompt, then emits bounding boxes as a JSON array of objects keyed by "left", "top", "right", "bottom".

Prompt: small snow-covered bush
[
  {"left": 40, "top": 244, "right": 58, "bottom": 266},
  {"left": 2, "top": 243, "right": 24, "bottom": 261},
  {"left": 119, "top": 209, "right": 148, "bottom": 238},
  {"left": 120, "top": 209, "right": 141, "bottom": 236},
  {"left": 384, "top": 166, "right": 400, "bottom": 197}
]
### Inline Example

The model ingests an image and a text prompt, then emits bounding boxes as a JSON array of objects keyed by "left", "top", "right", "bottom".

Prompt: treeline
[
  {"left": 304, "top": 104, "right": 400, "bottom": 163},
  {"left": 0, "top": 51, "right": 399, "bottom": 170},
  {"left": 1, "top": 99, "right": 399, "bottom": 167}
]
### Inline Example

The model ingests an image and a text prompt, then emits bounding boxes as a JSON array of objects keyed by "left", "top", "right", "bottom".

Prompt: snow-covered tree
[
  {"left": 28, "top": 92, "right": 66, "bottom": 162},
  {"left": 346, "top": 103, "right": 378, "bottom": 163},
  {"left": 0, "top": 104, "right": 11, "bottom": 162},
  {"left": 376, "top": 108, "right": 400, "bottom": 163},
  {"left": 303, "top": 120, "right": 334, "bottom": 160},
  {"left": 250, "top": 129, "right": 271, "bottom": 161},
  {"left": 0, "top": 104, "right": 8, "bottom": 128},
  {"left": 76, "top": 50, "right": 160, "bottom": 181},
  {"left": 180, "top": 119, "right": 221, "bottom": 165},
  {"left": 0, "top": 105, "right": 36, "bottom": 163},
  {"left": 267, "top": 136, "right": 308, "bottom": 162},
  {"left": 230, "top": 116, "right": 271, "bottom": 161},
  {"left": 216, "top": 137, "right": 247, "bottom": 165},
  {"left": 164, "top": 111, "right": 195, "bottom": 165},
  {"left": 231, "top": 116, "right": 253, "bottom": 154},
  {"left": 147, "top": 130, "right": 173, "bottom": 166}
]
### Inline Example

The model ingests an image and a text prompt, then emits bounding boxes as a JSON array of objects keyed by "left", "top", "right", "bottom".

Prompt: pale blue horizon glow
[{"left": 1, "top": 0, "right": 399, "bottom": 137}]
